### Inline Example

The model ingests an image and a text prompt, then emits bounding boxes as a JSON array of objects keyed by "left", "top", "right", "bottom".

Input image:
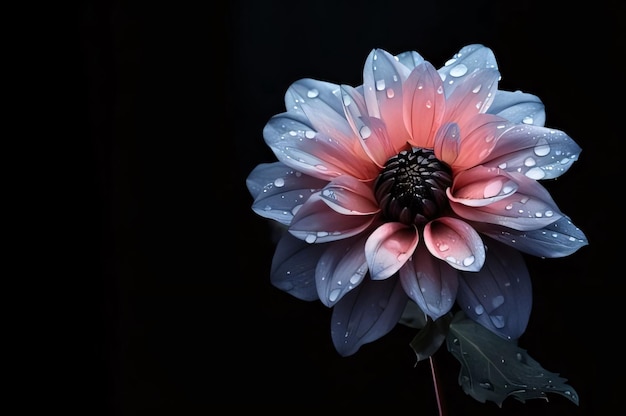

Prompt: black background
[{"left": 73, "top": 0, "right": 625, "bottom": 414}]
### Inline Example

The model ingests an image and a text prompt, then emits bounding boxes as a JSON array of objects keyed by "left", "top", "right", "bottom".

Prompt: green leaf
[
  {"left": 446, "top": 311, "right": 579, "bottom": 407},
  {"left": 409, "top": 312, "right": 452, "bottom": 363}
]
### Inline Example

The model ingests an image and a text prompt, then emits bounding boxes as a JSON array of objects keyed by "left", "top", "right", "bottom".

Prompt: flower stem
[{"left": 429, "top": 355, "right": 447, "bottom": 416}]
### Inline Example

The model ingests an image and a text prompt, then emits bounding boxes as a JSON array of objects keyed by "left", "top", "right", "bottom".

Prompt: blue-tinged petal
[
  {"left": 456, "top": 238, "right": 532, "bottom": 340},
  {"left": 315, "top": 234, "right": 369, "bottom": 307},
  {"left": 449, "top": 172, "right": 564, "bottom": 231},
  {"left": 285, "top": 78, "right": 350, "bottom": 138},
  {"left": 472, "top": 216, "right": 589, "bottom": 258},
  {"left": 263, "top": 113, "right": 379, "bottom": 181},
  {"left": 483, "top": 124, "right": 582, "bottom": 180},
  {"left": 399, "top": 242, "right": 459, "bottom": 320},
  {"left": 319, "top": 175, "right": 380, "bottom": 215},
  {"left": 247, "top": 162, "right": 328, "bottom": 225},
  {"left": 362, "top": 49, "right": 412, "bottom": 147},
  {"left": 341, "top": 85, "right": 401, "bottom": 165},
  {"left": 289, "top": 193, "right": 376, "bottom": 243},
  {"left": 423, "top": 217, "right": 486, "bottom": 272},
  {"left": 395, "top": 50, "right": 425, "bottom": 71},
  {"left": 331, "top": 276, "right": 408, "bottom": 357},
  {"left": 365, "top": 222, "right": 419, "bottom": 280},
  {"left": 488, "top": 90, "right": 546, "bottom": 126},
  {"left": 438, "top": 44, "right": 498, "bottom": 97},
  {"left": 270, "top": 232, "right": 325, "bottom": 301}
]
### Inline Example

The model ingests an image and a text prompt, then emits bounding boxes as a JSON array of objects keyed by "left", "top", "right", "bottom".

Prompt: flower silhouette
[{"left": 246, "top": 44, "right": 587, "bottom": 359}]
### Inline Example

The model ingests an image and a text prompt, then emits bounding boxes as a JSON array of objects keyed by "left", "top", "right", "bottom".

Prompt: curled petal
[
  {"left": 315, "top": 234, "right": 369, "bottom": 307},
  {"left": 270, "top": 232, "right": 325, "bottom": 301},
  {"left": 263, "top": 113, "right": 378, "bottom": 181},
  {"left": 438, "top": 44, "right": 498, "bottom": 97},
  {"left": 365, "top": 222, "right": 419, "bottom": 280},
  {"left": 448, "top": 166, "right": 518, "bottom": 207},
  {"left": 289, "top": 193, "right": 376, "bottom": 243},
  {"left": 472, "top": 216, "right": 588, "bottom": 258},
  {"left": 402, "top": 61, "right": 446, "bottom": 148},
  {"left": 456, "top": 238, "right": 532, "bottom": 340},
  {"left": 362, "top": 49, "right": 411, "bottom": 148},
  {"left": 483, "top": 124, "right": 582, "bottom": 180},
  {"left": 331, "top": 276, "right": 408, "bottom": 357},
  {"left": 247, "top": 162, "right": 327, "bottom": 225},
  {"left": 423, "top": 217, "right": 486, "bottom": 272},
  {"left": 449, "top": 172, "right": 563, "bottom": 231},
  {"left": 399, "top": 242, "right": 459, "bottom": 320},
  {"left": 488, "top": 90, "right": 546, "bottom": 126},
  {"left": 320, "top": 175, "right": 380, "bottom": 215}
]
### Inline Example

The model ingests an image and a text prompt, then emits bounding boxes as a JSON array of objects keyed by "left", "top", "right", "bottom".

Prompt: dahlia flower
[{"left": 246, "top": 44, "right": 587, "bottom": 405}]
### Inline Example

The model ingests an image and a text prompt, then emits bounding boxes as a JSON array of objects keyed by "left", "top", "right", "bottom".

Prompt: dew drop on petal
[
  {"left": 462, "top": 255, "right": 475, "bottom": 267},
  {"left": 305, "top": 234, "right": 317, "bottom": 243},
  {"left": 525, "top": 167, "right": 546, "bottom": 179},
  {"left": 274, "top": 178, "right": 285, "bottom": 187},
  {"left": 376, "top": 79, "right": 386, "bottom": 91},
  {"left": 533, "top": 140, "right": 550, "bottom": 156},
  {"left": 329, "top": 288, "right": 341, "bottom": 302},
  {"left": 524, "top": 157, "right": 536, "bottom": 167},
  {"left": 450, "top": 64, "right": 468, "bottom": 77},
  {"left": 386, "top": 88, "right": 395, "bottom": 98},
  {"left": 492, "top": 295, "right": 504, "bottom": 308},
  {"left": 307, "top": 88, "right": 319, "bottom": 98},
  {"left": 359, "top": 125, "right": 372, "bottom": 139},
  {"left": 522, "top": 116, "right": 533, "bottom": 124},
  {"left": 475, "top": 304, "right": 484, "bottom": 315}
]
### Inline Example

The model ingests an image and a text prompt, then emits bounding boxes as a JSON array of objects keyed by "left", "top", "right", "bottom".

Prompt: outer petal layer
[
  {"left": 365, "top": 222, "right": 419, "bottom": 280},
  {"left": 399, "top": 242, "right": 459, "bottom": 320},
  {"left": 331, "top": 276, "right": 408, "bottom": 357},
  {"left": 423, "top": 217, "right": 486, "bottom": 272},
  {"left": 456, "top": 238, "right": 532, "bottom": 340}
]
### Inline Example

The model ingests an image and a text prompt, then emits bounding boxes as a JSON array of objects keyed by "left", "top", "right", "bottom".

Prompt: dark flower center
[{"left": 374, "top": 148, "right": 452, "bottom": 226}]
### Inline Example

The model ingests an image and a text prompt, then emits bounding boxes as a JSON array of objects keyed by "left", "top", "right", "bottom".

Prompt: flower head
[{"left": 246, "top": 44, "right": 587, "bottom": 358}]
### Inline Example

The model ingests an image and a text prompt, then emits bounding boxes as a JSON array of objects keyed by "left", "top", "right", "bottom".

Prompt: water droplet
[
  {"left": 274, "top": 178, "right": 285, "bottom": 187},
  {"left": 463, "top": 256, "right": 475, "bottom": 267},
  {"left": 305, "top": 234, "right": 317, "bottom": 243},
  {"left": 474, "top": 304, "right": 484, "bottom": 315},
  {"left": 525, "top": 167, "right": 546, "bottom": 179},
  {"left": 533, "top": 140, "right": 550, "bottom": 156},
  {"left": 524, "top": 157, "right": 536, "bottom": 167},
  {"left": 492, "top": 295, "right": 504, "bottom": 308},
  {"left": 437, "top": 86, "right": 444, "bottom": 94},
  {"left": 329, "top": 288, "right": 341, "bottom": 302},
  {"left": 307, "top": 88, "right": 319, "bottom": 98},
  {"left": 450, "top": 64, "right": 468, "bottom": 77},
  {"left": 425, "top": 100, "right": 432, "bottom": 109},
  {"left": 305, "top": 130, "right": 316, "bottom": 139},
  {"left": 359, "top": 125, "right": 372, "bottom": 139},
  {"left": 437, "top": 242, "right": 449, "bottom": 252},
  {"left": 479, "top": 381, "right": 494, "bottom": 390},
  {"left": 386, "top": 88, "right": 395, "bottom": 98},
  {"left": 522, "top": 116, "right": 533, "bottom": 124},
  {"left": 376, "top": 79, "right": 386, "bottom": 91}
]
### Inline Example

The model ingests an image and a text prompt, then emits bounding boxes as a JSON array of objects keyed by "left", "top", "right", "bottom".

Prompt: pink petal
[
  {"left": 365, "top": 222, "right": 419, "bottom": 280},
  {"left": 423, "top": 217, "right": 486, "bottom": 272},
  {"left": 362, "top": 49, "right": 412, "bottom": 150},
  {"left": 449, "top": 172, "right": 563, "bottom": 231},
  {"left": 450, "top": 114, "right": 512, "bottom": 171},
  {"left": 444, "top": 68, "right": 500, "bottom": 127},
  {"left": 315, "top": 234, "right": 369, "bottom": 307},
  {"left": 399, "top": 242, "right": 459, "bottom": 320},
  {"left": 263, "top": 113, "right": 379, "bottom": 181},
  {"left": 341, "top": 85, "right": 401, "bottom": 167},
  {"left": 433, "top": 122, "right": 460, "bottom": 166},
  {"left": 289, "top": 193, "right": 376, "bottom": 243},
  {"left": 448, "top": 166, "right": 518, "bottom": 207},
  {"left": 402, "top": 62, "right": 446, "bottom": 149},
  {"left": 319, "top": 175, "right": 380, "bottom": 215}
]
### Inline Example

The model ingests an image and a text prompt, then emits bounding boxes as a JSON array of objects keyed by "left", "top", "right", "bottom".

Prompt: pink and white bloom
[{"left": 246, "top": 44, "right": 587, "bottom": 357}]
